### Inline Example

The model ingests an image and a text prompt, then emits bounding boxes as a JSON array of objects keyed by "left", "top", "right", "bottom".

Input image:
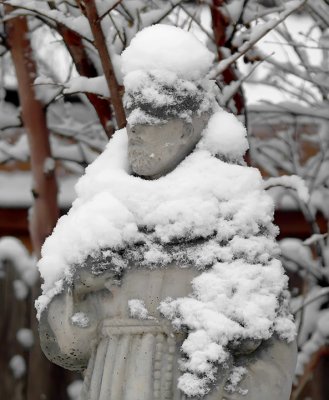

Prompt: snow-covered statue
[{"left": 37, "top": 25, "right": 297, "bottom": 400}]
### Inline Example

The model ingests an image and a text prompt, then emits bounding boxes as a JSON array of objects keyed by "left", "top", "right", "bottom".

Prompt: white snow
[
  {"left": 13, "top": 280, "right": 29, "bottom": 300},
  {"left": 16, "top": 328, "right": 34, "bottom": 349},
  {"left": 0, "top": 134, "right": 29, "bottom": 163},
  {"left": 263, "top": 175, "right": 310, "bottom": 203},
  {"left": 160, "top": 259, "right": 294, "bottom": 395},
  {"left": 0, "top": 172, "right": 78, "bottom": 208},
  {"left": 121, "top": 25, "right": 214, "bottom": 81},
  {"left": 0, "top": 101, "right": 20, "bottom": 130},
  {"left": 9, "top": 355, "right": 26, "bottom": 379},
  {"left": 63, "top": 76, "right": 110, "bottom": 98},
  {"left": 296, "top": 309, "right": 329, "bottom": 377},
  {"left": 128, "top": 299, "right": 150, "bottom": 319},
  {"left": 43, "top": 157, "right": 56, "bottom": 174},
  {"left": 67, "top": 380, "right": 83, "bottom": 400},
  {"left": 197, "top": 111, "right": 248, "bottom": 161},
  {"left": 124, "top": 70, "right": 215, "bottom": 125},
  {"left": 71, "top": 312, "right": 90, "bottom": 328},
  {"left": 303, "top": 233, "right": 328, "bottom": 246},
  {"left": 0, "top": 237, "right": 37, "bottom": 286},
  {"left": 224, "top": 366, "right": 248, "bottom": 395}
]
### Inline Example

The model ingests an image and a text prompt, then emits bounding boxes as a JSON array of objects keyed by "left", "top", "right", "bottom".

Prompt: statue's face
[{"left": 127, "top": 113, "right": 210, "bottom": 179}]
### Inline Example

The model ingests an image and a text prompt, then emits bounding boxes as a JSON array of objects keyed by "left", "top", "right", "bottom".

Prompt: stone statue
[{"left": 38, "top": 25, "right": 297, "bottom": 400}]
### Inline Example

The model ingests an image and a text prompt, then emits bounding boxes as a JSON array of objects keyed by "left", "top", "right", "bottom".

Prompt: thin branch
[
  {"left": 208, "top": 0, "right": 309, "bottom": 79},
  {"left": 179, "top": 3, "right": 214, "bottom": 42},
  {"left": 223, "top": 53, "right": 273, "bottom": 107},
  {"left": 97, "top": 0, "right": 123, "bottom": 21},
  {"left": 293, "top": 287, "right": 329, "bottom": 314},
  {"left": 80, "top": 0, "right": 126, "bottom": 129},
  {"left": 3, "top": 1, "right": 93, "bottom": 43}
]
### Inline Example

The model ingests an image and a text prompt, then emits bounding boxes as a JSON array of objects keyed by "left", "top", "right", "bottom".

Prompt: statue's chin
[
  {"left": 129, "top": 151, "right": 179, "bottom": 179},
  {"left": 131, "top": 163, "right": 168, "bottom": 179}
]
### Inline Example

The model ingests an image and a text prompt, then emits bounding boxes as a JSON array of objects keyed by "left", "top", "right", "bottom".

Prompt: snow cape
[{"left": 36, "top": 108, "right": 295, "bottom": 396}]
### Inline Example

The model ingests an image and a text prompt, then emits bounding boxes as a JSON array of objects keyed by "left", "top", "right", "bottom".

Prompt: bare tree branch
[
  {"left": 79, "top": 0, "right": 126, "bottom": 129},
  {"left": 208, "top": 0, "right": 309, "bottom": 79}
]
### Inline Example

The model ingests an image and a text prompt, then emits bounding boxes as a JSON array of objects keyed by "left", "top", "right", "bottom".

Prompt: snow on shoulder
[
  {"left": 121, "top": 24, "right": 214, "bottom": 80},
  {"left": 198, "top": 111, "right": 249, "bottom": 161}
]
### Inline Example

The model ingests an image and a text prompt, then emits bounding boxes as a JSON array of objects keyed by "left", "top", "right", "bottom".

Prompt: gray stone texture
[{"left": 127, "top": 113, "right": 210, "bottom": 179}]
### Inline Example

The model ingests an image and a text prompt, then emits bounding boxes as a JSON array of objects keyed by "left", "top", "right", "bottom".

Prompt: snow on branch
[
  {"left": 303, "top": 233, "right": 328, "bottom": 246},
  {"left": 140, "top": 0, "right": 184, "bottom": 27},
  {"left": 34, "top": 75, "right": 110, "bottom": 98},
  {"left": 63, "top": 76, "right": 110, "bottom": 97},
  {"left": 264, "top": 56, "right": 329, "bottom": 93},
  {"left": 263, "top": 175, "right": 310, "bottom": 203},
  {"left": 4, "top": 0, "right": 93, "bottom": 42},
  {"left": 249, "top": 102, "right": 329, "bottom": 121},
  {"left": 208, "top": 0, "right": 309, "bottom": 79},
  {"left": 0, "top": 135, "right": 29, "bottom": 163},
  {"left": 221, "top": 53, "right": 273, "bottom": 107}
]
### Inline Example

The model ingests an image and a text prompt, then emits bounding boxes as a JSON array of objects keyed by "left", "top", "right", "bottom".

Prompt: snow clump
[
  {"left": 121, "top": 24, "right": 214, "bottom": 80},
  {"left": 0, "top": 237, "right": 37, "bottom": 286},
  {"left": 224, "top": 366, "right": 248, "bottom": 395},
  {"left": 67, "top": 380, "right": 83, "bottom": 400},
  {"left": 128, "top": 299, "right": 150, "bottom": 319},
  {"left": 9, "top": 355, "right": 26, "bottom": 379},
  {"left": 71, "top": 312, "right": 90, "bottom": 328},
  {"left": 16, "top": 328, "right": 34, "bottom": 349}
]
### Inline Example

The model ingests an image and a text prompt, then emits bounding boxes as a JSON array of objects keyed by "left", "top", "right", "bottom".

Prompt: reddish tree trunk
[
  {"left": 5, "top": 11, "right": 64, "bottom": 400},
  {"left": 79, "top": 0, "right": 126, "bottom": 129},
  {"left": 5, "top": 14, "right": 59, "bottom": 256}
]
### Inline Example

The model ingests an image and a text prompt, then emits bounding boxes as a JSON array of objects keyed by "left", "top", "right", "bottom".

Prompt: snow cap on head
[{"left": 121, "top": 24, "right": 214, "bottom": 80}]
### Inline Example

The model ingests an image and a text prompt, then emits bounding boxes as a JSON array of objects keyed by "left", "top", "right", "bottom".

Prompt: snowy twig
[
  {"left": 208, "top": 0, "right": 309, "bottom": 79},
  {"left": 222, "top": 53, "right": 273, "bottom": 107},
  {"left": 293, "top": 287, "right": 329, "bottom": 314},
  {"left": 4, "top": 1, "right": 93, "bottom": 43},
  {"left": 263, "top": 175, "right": 309, "bottom": 203},
  {"left": 178, "top": 3, "right": 214, "bottom": 42},
  {"left": 97, "top": 0, "right": 123, "bottom": 21},
  {"left": 303, "top": 233, "right": 328, "bottom": 246}
]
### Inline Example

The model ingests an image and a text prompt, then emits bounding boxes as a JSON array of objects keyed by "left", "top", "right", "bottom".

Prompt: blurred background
[{"left": 1, "top": 0, "right": 329, "bottom": 399}]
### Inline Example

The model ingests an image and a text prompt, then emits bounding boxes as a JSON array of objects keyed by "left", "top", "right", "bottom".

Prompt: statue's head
[{"left": 121, "top": 25, "right": 216, "bottom": 179}]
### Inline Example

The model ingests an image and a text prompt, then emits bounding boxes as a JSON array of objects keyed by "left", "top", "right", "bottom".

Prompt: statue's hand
[
  {"left": 39, "top": 270, "right": 120, "bottom": 371},
  {"left": 229, "top": 338, "right": 262, "bottom": 355}
]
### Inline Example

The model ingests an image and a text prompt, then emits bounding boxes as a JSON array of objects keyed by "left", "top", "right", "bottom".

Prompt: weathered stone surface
[
  {"left": 127, "top": 113, "right": 210, "bottom": 179},
  {"left": 40, "top": 265, "right": 297, "bottom": 399}
]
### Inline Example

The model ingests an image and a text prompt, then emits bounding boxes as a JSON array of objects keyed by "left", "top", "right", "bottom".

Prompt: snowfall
[{"left": 34, "top": 25, "right": 296, "bottom": 396}]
